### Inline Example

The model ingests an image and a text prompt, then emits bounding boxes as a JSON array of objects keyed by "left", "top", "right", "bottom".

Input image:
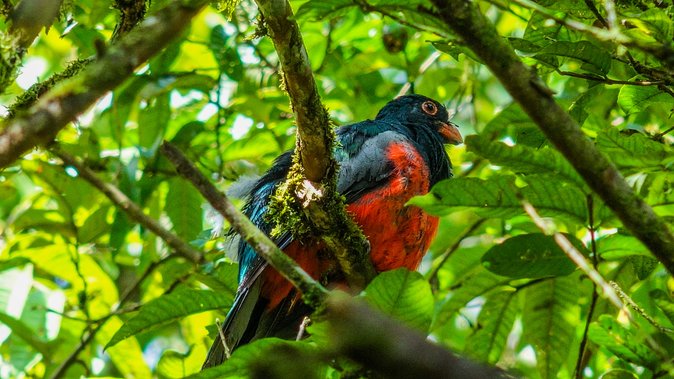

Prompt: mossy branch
[
  {"left": 160, "top": 142, "right": 328, "bottom": 307},
  {"left": 0, "top": 0, "right": 209, "bottom": 169},
  {"left": 253, "top": 0, "right": 375, "bottom": 289},
  {"left": 430, "top": 0, "right": 674, "bottom": 275}
]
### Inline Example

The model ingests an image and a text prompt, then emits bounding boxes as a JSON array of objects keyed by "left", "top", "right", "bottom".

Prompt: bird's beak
[{"left": 438, "top": 121, "right": 462, "bottom": 145}]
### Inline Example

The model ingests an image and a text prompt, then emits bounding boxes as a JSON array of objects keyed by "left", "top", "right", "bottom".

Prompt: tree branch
[
  {"left": 253, "top": 0, "right": 375, "bottom": 289},
  {"left": 160, "top": 142, "right": 327, "bottom": 307},
  {"left": 0, "top": 0, "right": 209, "bottom": 169},
  {"left": 253, "top": 0, "right": 331, "bottom": 183},
  {"left": 325, "top": 292, "right": 516, "bottom": 379},
  {"left": 52, "top": 149, "right": 204, "bottom": 264},
  {"left": 431, "top": 0, "right": 674, "bottom": 275}
]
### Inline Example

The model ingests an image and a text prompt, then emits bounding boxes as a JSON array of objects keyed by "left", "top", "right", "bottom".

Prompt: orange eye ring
[{"left": 421, "top": 101, "right": 438, "bottom": 116}]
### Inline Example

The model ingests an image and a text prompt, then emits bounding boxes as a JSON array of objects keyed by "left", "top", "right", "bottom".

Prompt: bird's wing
[{"left": 336, "top": 124, "right": 407, "bottom": 203}]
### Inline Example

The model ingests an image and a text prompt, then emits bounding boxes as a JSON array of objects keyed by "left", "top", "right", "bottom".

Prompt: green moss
[
  {"left": 210, "top": 0, "right": 238, "bottom": 19},
  {"left": 0, "top": 33, "right": 22, "bottom": 95},
  {"left": 6, "top": 58, "right": 91, "bottom": 118}
]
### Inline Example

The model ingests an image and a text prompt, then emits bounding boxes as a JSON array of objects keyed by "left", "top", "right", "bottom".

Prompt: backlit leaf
[
  {"left": 363, "top": 269, "right": 434, "bottom": 332},
  {"left": 106, "top": 289, "right": 233, "bottom": 349}
]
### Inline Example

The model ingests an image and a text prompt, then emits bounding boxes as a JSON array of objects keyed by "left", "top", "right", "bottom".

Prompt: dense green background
[{"left": 1, "top": 0, "right": 674, "bottom": 378}]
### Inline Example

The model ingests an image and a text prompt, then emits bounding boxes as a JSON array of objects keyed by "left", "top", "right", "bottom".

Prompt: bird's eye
[{"left": 421, "top": 101, "right": 438, "bottom": 116}]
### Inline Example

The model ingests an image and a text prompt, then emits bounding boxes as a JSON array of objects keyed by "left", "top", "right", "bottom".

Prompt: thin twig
[
  {"left": 52, "top": 150, "right": 203, "bottom": 264},
  {"left": 521, "top": 199, "right": 624, "bottom": 310},
  {"left": 574, "top": 195, "right": 600, "bottom": 379},
  {"left": 556, "top": 70, "right": 664, "bottom": 86}
]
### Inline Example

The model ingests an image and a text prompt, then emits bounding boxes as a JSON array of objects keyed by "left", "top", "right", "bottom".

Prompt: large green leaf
[
  {"left": 188, "top": 338, "right": 321, "bottom": 379},
  {"left": 618, "top": 85, "right": 674, "bottom": 115},
  {"left": 165, "top": 177, "right": 203, "bottom": 242},
  {"left": 466, "top": 134, "right": 584, "bottom": 187},
  {"left": 433, "top": 268, "right": 511, "bottom": 331},
  {"left": 0, "top": 265, "right": 33, "bottom": 345},
  {"left": 481, "top": 233, "right": 580, "bottom": 279},
  {"left": 588, "top": 315, "right": 659, "bottom": 368},
  {"left": 522, "top": 275, "right": 580, "bottom": 379},
  {"left": 0, "top": 312, "right": 50, "bottom": 357},
  {"left": 535, "top": 41, "right": 611, "bottom": 75},
  {"left": 597, "top": 233, "right": 651, "bottom": 260},
  {"left": 465, "top": 289, "right": 519, "bottom": 364},
  {"left": 363, "top": 269, "right": 434, "bottom": 332},
  {"left": 651, "top": 290, "right": 674, "bottom": 327},
  {"left": 106, "top": 289, "right": 233, "bottom": 349},
  {"left": 138, "top": 93, "right": 170, "bottom": 152},
  {"left": 295, "top": 0, "right": 357, "bottom": 21},
  {"left": 410, "top": 176, "right": 588, "bottom": 224},
  {"left": 596, "top": 128, "right": 670, "bottom": 169},
  {"left": 97, "top": 316, "right": 152, "bottom": 378}
]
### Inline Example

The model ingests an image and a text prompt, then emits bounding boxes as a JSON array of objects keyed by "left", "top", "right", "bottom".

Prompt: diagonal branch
[
  {"left": 52, "top": 149, "right": 204, "bottom": 264},
  {"left": 253, "top": 0, "right": 375, "bottom": 288},
  {"left": 0, "top": 0, "right": 209, "bottom": 169},
  {"left": 431, "top": 0, "right": 674, "bottom": 276}
]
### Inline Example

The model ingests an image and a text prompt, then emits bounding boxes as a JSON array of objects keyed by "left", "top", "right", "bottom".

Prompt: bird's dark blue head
[
  {"left": 376, "top": 94, "right": 461, "bottom": 184},
  {"left": 375, "top": 94, "right": 462, "bottom": 146}
]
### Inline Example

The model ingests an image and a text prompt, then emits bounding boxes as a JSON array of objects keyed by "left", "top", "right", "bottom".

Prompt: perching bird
[{"left": 202, "top": 94, "right": 462, "bottom": 368}]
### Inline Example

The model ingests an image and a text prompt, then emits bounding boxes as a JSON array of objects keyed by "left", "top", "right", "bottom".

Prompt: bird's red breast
[{"left": 260, "top": 141, "right": 439, "bottom": 309}]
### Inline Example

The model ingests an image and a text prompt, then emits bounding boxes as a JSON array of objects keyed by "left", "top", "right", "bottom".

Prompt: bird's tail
[
  {"left": 201, "top": 278, "right": 313, "bottom": 369},
  {"left": 201, "top": 280, "right": 262, "bottom": 369}
]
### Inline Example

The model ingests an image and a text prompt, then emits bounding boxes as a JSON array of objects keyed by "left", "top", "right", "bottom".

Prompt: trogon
[{"left": 203, "top": 94, "right": 462, "bottom": 368}]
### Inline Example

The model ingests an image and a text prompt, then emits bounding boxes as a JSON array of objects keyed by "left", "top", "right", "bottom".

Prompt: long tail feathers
[{"left": 202, "top": 281, "right": 262, "bottom": 369}]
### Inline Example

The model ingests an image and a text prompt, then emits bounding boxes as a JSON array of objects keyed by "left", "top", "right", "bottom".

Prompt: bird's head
[{"left": 375, "top": 94, "right": 463, "bottom": 146}]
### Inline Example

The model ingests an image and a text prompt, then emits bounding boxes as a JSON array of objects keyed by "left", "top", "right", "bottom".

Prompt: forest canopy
[{"left": 0, "top": 0, "right": 674, "bottom": 378}]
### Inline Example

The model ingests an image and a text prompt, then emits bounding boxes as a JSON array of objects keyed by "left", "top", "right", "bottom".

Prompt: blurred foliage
[{"left": 1, "top": 0, "right": 674, "bottom": 378}]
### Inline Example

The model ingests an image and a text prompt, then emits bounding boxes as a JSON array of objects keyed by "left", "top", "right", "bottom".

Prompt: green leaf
[
  {"left": 588, "top": 315, "right": 659, "bottom": 368},
  {"left": 410, "top": 176, "right": 588, "bottom": 224},
  {"left": 0, "top": 312, "right": 50, "bottom": 356},
  {"left": 188, "top": 339, "right": 321, "bottom": 379},
  {"left": 466, "top": 134, "right": 584, "bottom": 187},
  {"left": 596, "top": 128, "right": 670, "bottom": 168},
  {"left": 625, "top": 8, "right": 673, "bottom": 44},
  {"left": 77, "top": 206, "right": 110, "bottom": 243},
  {"left": 138, "top": 93, "right": 170, "bottom": 152},
  {"left": 0, "top": 265, "right": 33, "bottom": 345},
  {"left": 651, "top": 290, "right": 674, "bottom": 326},
  {"left": 465, "top": 289, "right": 519, "bottom": 364},
  {"left": 105, "top": 289, "right": 233, "bottom": 349},
  {"left": 295, "top": 0, "right": 356, "bottom": 21},
  {"left": 482, "top": 103, "right": 536, "bottom": 135},
  {"left": 522, "top": 275, "right": 579, "bottom": 379},
  {"left": 618, "top": 85, "right": 674, "bottom": 114},
  {"left": 165, "top": 178, "right": 203, "bottom": 242},
  {"left": 481, "top": 233, "right": 579, "bottom": 279},
  {"left": 597, "top": 233, "right": 651, "bottom": 260},
  {"left": 433, "top": 269, "right": 511, "bottom": 331},
  {"left": 536, "top": 41, "right": 611, "bottom": 75},
  {"left": 98, "top": 316, "right": 152, "bottom": 378},
  {"left": 599, "top": 369, "right": 639, "bottom": 379},
  {"left": 363, "top": 269, "right": 434, "bottom": 332},
  {"left": 157, "top": 350, "right": 191, "bottom": 379}
]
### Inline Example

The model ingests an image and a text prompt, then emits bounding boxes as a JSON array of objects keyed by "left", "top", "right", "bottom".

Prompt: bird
[{"left": 202, "top": 94, "right": 462, "bottom": 368}]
